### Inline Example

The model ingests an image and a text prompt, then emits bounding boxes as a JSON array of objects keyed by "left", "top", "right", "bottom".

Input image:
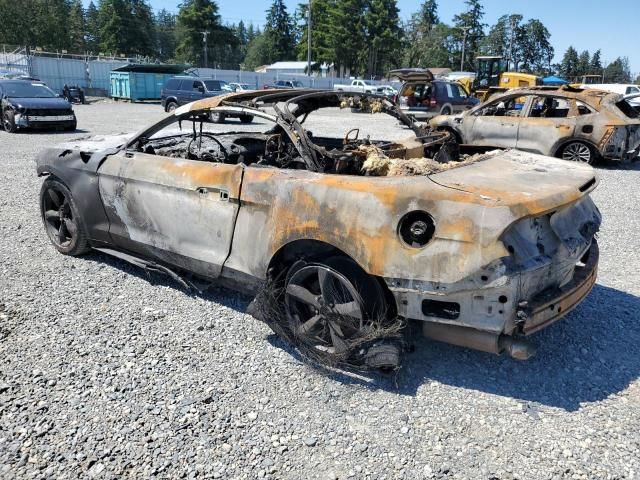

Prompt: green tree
[
  {"left": 482, "top": 14, "right": 522, "bottom": 68},
  {"left": 604, "top": 57, "right": 631, "bottom": 83},
  {"left": 517, "top": 19, "right": 553, "bottom": 74},
  {"left": 559, "top": 46, "right": 579, "bottom": 79},
  {"left": 155, "top": 9, "right": 176, "bottom": 60},
  {"left": 295, "top": 0, "right": 335, "bottom": 72},
  {"left": 576, "top": 50, "right": 590, "bottom": 77},
  {"left": 452, "top": 0, "right": 486, "bottom": 70},
  {"left": 590, "top": 49, "right": 602, "bottom": 72},
  {"left": 263, "top": 0, "right": 295, "bottom": 63},
  {"left": 331, "top": 0, "right": 366, "bottom": 76},
  {"left": 85, "top": 1, "right": 101, "bottom": 52},
  {"left": 98, "top": 0, "right": 155, "bottom": 56},
  {"left": 403, "top": 0, "right": 441, "bottom": 67},
  {"left": 363, "top": 0, "right": 403, "bottom": 77},
  {"left": 243, "top": 33, "right": 270, "bottom": 70},
  {"left": 175, "top": 0, "right": 237, "bottom": 67},
  {"left": 67, "top": 0, "right": 86, "bottom": 52}
]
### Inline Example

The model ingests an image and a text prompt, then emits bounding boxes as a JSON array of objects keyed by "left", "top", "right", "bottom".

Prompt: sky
[{"left": 85, "top": 0, "right": 640, "bottom": 74}]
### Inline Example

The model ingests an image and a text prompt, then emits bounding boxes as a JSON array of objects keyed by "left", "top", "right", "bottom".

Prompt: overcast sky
[{"left": 85, "top": 0, "right": 639, "bottom": 75}]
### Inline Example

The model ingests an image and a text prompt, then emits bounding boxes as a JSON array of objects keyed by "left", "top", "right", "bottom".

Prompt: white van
[{"left": 580, "top": 83, "right": 640, "bottom": 106}]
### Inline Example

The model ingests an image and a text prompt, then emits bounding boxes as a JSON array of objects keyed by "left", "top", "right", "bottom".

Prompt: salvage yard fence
[{"left": 1, "top": 46, "right": 388, "bottom": 98}]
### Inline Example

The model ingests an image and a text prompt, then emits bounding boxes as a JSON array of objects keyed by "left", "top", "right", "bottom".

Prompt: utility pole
[
  {"left": 460, "top": 26, "right": 471, "bottom": 71},
  {"left": 508, "top": 17, "right": 516, "bottom": 71},
  {"left": 307, "top": 1, "right": 312, "bottom": 78},
  {"left": 200, "top": 31, "right": 209, "bottom": 68}
]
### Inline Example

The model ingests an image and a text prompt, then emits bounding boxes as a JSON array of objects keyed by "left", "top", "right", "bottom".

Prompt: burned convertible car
[
  {"left": 431, "top": 86, "right": 640, "bottom": 164},
  {"left": 36, "top": 90, "right": 601, "bottom": 369}
]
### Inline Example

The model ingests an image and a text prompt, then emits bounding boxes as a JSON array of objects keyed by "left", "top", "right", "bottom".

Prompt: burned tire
[
  {"left": 3, "top": 111, "right": 17, "bottom": 133},
  {"left": 560, "top": 141, "right": 595, "bottom": 164},
  {"left": 283, "top": 256, "right": 402, "bottom": 369},
  {"left": 40, "top": 178, "right": 90, "bottom": 256}
]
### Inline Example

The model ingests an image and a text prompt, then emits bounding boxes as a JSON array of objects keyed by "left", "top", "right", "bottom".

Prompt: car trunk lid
[{"left": 428, "top": 149, "right": 597, "bottom": 216}]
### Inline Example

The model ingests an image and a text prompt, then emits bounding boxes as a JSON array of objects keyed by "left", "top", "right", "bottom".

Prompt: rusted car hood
[
  {"left": 56, "top": 133, "right": 133, "bottom": 153},
  {"left": 430, "top": 150, "right": 597, "bottom": 216}
]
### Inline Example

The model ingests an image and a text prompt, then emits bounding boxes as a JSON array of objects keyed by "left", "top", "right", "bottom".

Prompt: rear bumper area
[{"left": 519, "top": 240, "right": 598, "bottom": 334}]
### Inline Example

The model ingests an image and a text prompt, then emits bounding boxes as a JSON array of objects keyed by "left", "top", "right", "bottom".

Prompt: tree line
[{"left": 0, "top": 0, "right": 634, "bottom": 82}]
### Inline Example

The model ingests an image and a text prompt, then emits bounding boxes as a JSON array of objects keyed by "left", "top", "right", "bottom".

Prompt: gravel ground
[{"left": 0, "top": 100, "right": 639, "bottom": 480}]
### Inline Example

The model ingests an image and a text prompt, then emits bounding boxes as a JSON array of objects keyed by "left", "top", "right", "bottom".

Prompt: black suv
[
  {"left": 1, "top": 80, "right": 76, "bottom": 133},
  {"left": 160, "top": 76, "right": 253, "bottom": 124}
]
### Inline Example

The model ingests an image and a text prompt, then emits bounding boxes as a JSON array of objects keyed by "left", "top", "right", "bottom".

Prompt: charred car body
[
  {"left": 431, "top": 86, "right": 640, "bottom": 164},
  {"left": 36, "top": 90, "right": 601, "bottom": 368},
  {"left": 1, "top": 80, "right": 77, "bottom": 133}
]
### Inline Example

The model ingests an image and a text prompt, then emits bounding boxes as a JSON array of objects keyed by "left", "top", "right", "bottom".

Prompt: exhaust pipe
[{"left": 422, "top": 322, "right": 536, "bottom": 360}]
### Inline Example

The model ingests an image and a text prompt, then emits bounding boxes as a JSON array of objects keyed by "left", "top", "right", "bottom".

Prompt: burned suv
[
  {"left": 35, "top": 90, "right": 600, "bottom": 369},
  {"left": 431, "top": 86, "right": 640, "bottom": 164}
]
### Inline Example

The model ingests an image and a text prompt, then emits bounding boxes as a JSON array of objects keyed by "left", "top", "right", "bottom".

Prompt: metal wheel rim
[
  {"left": 562, "top": 143, "right": 591, "bottom": 163},
  {"left": 167, "top": 103, "right": 177, "bottom": 112},
  {"left": 210, "top": 112, "right": 221, "bottom": 122},
  {"left": 42, "top": 186, "right": 77, "bottom": 248},
  {"left": 3, "top": 114, "right": 11, "bottom": 131},
  {"left": 285, "top": 265, "right": 366, "bottom": 355}
]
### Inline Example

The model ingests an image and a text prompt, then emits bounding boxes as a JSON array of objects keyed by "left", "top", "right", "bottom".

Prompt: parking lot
[{"left": 0, "top": 101, "right": 639, "bottom": 479}]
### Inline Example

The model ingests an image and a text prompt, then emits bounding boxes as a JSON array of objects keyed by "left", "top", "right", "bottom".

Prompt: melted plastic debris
[{"left": 359, "top": 145, "right": 489, "bottom": 176}]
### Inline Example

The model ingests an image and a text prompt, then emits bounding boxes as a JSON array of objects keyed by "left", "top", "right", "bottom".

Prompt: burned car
[
  {"left": 431, "top": 86, "right": 640, "bottom": 164},
  {"left": 36, "top": 90, "right": 601, "bottom": 369}
]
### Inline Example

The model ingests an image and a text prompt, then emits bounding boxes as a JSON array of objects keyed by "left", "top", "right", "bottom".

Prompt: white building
[{"left": 261, "top": 61, "right": 332, "bottom": 77}]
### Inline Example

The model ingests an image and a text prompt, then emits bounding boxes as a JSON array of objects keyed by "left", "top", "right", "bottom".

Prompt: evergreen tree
[
  {"left": 517, "top": 19, "right": 553, "bottom": 74},
  {"left": 330, "top": 0, "right": 366, "bottom": 76},
  {"left": 559, "top": 46, "right": 579, "bottom": 79},
  {"left": 452, "top": 0, "right": 486, "bottom": 70},
  {"left": 67, "top": 0, "right": 86, "bottom": 52},
  {"left": 175, "top": 0, "right": 237, "bottom": 67},
  {"left": 590, "top": 49, "right": 602, "bottom": 72},
  {"left": 85, "top": 1, "right": 101, "bottom": 52},
  {"left": 243, "top": 33, "right": 270, "bottom": 70},
  {"left": 263, "top": 0, "right": 295, "bottom": 63},
  {"left": 604, "top": 57, "right": 631, "bottom": 83},
  {"left": 576, "top": 50, "right": 590, "bottom": 76},
  {"left": 363, "top": 0, "right": 403, "bottom": 77},
  {"left": 403, "top": 0, "right": 441, "bottom": 67},
  {"left": 295, "top": 0, "right": 334, "bottom": 72},
  {"left": 155, "top": 9, "right": 176, "bottom": 60}
]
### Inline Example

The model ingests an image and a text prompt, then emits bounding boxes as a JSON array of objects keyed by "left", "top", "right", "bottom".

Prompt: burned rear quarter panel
[{"left": 223, "top": 152, "right": 594, "bottom": 285}]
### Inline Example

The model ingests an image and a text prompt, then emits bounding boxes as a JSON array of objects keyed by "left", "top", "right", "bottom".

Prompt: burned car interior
[{"left": 129, "top": 90, "right": 457, "bottom": 176}]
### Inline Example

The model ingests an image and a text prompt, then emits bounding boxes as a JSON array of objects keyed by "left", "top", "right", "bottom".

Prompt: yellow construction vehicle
[{"left": 455, "top": 56, "right": 541, "bottom": 101}]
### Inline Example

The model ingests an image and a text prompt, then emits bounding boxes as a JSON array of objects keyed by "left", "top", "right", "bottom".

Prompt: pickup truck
[{"left": 333, "top": 79, "right": 376, "bottom": 93}]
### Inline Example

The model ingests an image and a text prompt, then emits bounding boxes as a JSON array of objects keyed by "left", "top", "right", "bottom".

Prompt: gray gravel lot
[{"left": 0, "top": 100, "right": 639, "bottom": 479}]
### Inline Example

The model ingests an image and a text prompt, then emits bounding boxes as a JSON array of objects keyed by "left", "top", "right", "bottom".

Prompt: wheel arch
[
  {"left": 164, "top": 97, "right": 179, "bottom": 111},
  {"left": 266, "top": 238, "right": 397, "bottom": 316}
]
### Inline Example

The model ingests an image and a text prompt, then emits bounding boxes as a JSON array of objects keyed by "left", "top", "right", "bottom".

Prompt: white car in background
[
  {"left": 229, "top": 82, "right": 252, "bottom": 92},
  {"left": 580, "top": 83, "right": 640, "bottom": 107}
]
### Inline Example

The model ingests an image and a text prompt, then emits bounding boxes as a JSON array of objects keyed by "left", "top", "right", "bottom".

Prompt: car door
[
  {"left": 465, "top": 96, "right": 522, "bottom": 148},
  {"left": 516, "top": 95, "right": 576, "bottom": 155},
  {"left": 176, "top": 80, "right": 192, "bottom": 105},
  {"left": 97, "top": 149, "right": 244, "bottom": 279}
]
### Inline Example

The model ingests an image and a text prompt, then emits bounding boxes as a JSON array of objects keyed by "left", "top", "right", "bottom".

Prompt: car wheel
[
  {"left": 560, "top": 141, "right": 594, "bottom": 164},
  {"left": 64, "top": 121, "right": 77, "bottom": 132},
  {"left": 239, "top": 115, "right": 253, "bottom": 124},
  {"left": 40, "top": 178, "right": 90, "bottom": 256},
  {"left": 209, "top": 111, "right": 225, "bottom": 123},
  {"left": 441, "top": 106, "right": 452, "bottom": 115},
  {"left": 3, "top": 111, "right": 17, "bottom": 133},
  {"left": 166, "top": 101, "right": 178, "bottom": 113},
  {"left": 284, "top": 256, "right": 399, "bottom": 369}
]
